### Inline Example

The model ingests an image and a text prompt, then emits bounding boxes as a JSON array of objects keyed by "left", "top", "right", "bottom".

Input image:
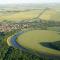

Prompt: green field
[{"left": 17, "top": 30, "right": 60, "bottom": 56}]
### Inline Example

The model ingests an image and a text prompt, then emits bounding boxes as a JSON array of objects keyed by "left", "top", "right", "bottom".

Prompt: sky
[{"left": 0, "top": 0, "right": 60, "bottom": 4}]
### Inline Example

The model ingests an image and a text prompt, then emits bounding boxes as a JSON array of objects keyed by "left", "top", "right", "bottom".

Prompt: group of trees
[
  {"left": 19, "top": 19, "right": 60, "bottom": 30},
  {"left": 0, "top": 30, "right": 41, "bottom": 60}
]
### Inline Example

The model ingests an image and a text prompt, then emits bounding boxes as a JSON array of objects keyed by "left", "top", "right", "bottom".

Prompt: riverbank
[{"left": 7, "top": 30, "right": 60, "bottom": 59}]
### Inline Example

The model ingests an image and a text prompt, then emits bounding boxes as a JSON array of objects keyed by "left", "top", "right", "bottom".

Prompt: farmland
[
  {"left": 0, "top": 9, "right": 43, "bottom": 21},
  {"left": 0, "top": 8, "right": 60, "bottom": 22},
  {"left": 0, "top": 7, "right": 60, "bottom": 60},
  {"left": 39, "top": 9, "right": 60, "bottom": 21}
]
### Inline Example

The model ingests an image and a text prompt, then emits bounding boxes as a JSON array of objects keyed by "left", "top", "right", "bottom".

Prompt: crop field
[
  {"left": 17, "top": 30, "right": 60, "bottom": 56},
  {"left": 39, "top": 9, "right": 60, "bottom": 21},
  {"left": 0, "top": 9, "right": 43, "bottom": 21},
  {"left": 0, "top": 9, "right": 60, "bottom": 22}
]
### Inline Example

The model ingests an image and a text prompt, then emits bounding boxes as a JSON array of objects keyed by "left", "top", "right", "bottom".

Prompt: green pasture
[{"left": 17, "top": 30, "right": 60, "bottom": 55}]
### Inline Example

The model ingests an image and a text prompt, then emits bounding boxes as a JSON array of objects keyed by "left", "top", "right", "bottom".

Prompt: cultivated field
[
  {"left": 0, "top": 9, "right": 60, "bottom": 22},
  {"left": 0, "top": 9, "right": 43, "bottom": 21},
  {"left": 39, "top": 9, "right": 60, "bottom": 21}
]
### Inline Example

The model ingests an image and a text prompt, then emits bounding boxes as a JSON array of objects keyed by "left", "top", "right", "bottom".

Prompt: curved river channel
[
  {"left": 10, "top": 31, "right": 29, "bottom": 52},
  {"left": 7, "top": 30, "right": 60, "bottom": 59}
]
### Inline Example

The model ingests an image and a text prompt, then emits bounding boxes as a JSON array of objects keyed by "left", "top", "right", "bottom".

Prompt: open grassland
[
  {"left": 0, "top": 9, "right": 60, "bottom": 22},
  {"left": 17, "top": 30, "right": 60, "bottom": 56}
]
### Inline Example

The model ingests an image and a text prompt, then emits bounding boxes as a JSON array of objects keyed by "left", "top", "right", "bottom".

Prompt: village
[{"left": 0, "top": 19, "right": 60, "bottom": 32}]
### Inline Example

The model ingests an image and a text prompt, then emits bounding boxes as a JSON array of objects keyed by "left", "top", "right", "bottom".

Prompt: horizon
[{"left": 0, "top": 0, "right": 60, "bottom": 4}]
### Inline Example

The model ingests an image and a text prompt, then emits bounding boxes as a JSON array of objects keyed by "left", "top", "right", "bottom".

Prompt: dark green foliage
[
  {"left": 0, "top": 31, "right": 43, "bottom": 60},
  {"left": 40, "top": 41, "right": 60, "bottom": 51}
]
